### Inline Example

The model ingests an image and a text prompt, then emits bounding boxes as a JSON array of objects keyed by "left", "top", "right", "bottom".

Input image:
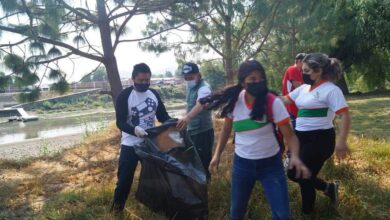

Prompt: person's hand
[
  {"left": 176, "top": 116, "right": 191, "bottom": 130},
  {"left": 208, "top": 156, "right": 220, "bottom": 175},
  {"left": 288, "top": 156, "right": 311, "bottom": 179},
  {"left": 335, "top": 141, "right": 350, "bottom": 160},
  {"left": 134, "top": 126, "right": 148, "bottom": 138}
]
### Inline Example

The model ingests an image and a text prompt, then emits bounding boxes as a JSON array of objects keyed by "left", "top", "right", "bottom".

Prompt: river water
[{"left": 0, "top": 109, "right": 186, "bottom": 145}]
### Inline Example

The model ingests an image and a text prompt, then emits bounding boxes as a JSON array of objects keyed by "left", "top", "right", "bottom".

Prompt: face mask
[
  {"left": 134, "top": 83, "right": 150, "bottom": 92},
  {"left": 186, "top": 79, "right": 197, "bottom": 89},
  {"left": 246, "top": 81, "right": 267, "bottom": 97},
  {"left": 302, "top": 73, "right": 315, "bottom": 86}
]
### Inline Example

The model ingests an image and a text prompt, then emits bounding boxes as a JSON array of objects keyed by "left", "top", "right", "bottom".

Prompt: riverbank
[
  {"left": 0, "top": 133, "right": 84, "bottom": 161},
  {"left": 33, "top": 100, "right": 186, "bottom": 119},
  {"left": 0, "top": 104, "right": 186, "bottom": 161}
]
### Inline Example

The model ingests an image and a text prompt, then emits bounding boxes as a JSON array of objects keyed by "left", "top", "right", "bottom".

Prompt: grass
[
  {"left": 347, "top": 94, "right": 390, "bottom": 140},
  {"left": 0, "top": 93, "right": 389, "bottom": 219}
]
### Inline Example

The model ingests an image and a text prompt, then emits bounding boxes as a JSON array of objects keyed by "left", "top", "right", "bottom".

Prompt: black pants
[
  {"left": 190, "top": 129, "right": 214, "bottom": 180},
  {"left": 288, "top": 128, "right": 335, "bottom": 214},
  {"left": 111, "top": 145, "right": 140, "bottom": 212}
]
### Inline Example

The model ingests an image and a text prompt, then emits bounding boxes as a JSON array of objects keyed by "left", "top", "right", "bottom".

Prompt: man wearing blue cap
[{"left": 177, "top": 62, "right": 214, "bottom": 180}]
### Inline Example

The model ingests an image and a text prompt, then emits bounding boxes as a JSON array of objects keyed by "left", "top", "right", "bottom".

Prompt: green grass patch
[
  {"left": 348, "top": 95, "right": 390, "bottom": 140},
  {"left": 32, "top": 188, "right": 112, "bottom": 220}
]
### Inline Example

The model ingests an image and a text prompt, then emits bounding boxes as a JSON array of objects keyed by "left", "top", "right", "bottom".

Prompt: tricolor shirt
[
  {"left": 287, "top": 81, "right": 348, "bottom": 132},
  {"left": 228, "top": 90, "right": 290, "bottom": 160}
]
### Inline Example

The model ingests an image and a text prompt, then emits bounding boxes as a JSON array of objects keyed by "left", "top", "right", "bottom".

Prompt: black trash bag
[{"left": 134, "top": 121, "right": 208, "bottom": 219}]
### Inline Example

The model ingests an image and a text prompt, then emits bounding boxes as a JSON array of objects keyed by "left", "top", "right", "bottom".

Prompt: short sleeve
[
  {"left": 327, "top": 87, "right": 348, "bottom": 114},
  {"left": 288, "top": 84, "right": 307, "bottom": 102},
  {"left": 272, "top": 97, "right": 290, "bottom": 126},
  {"left": 197, "top": 86, "right": 212, "bottom": 100}
]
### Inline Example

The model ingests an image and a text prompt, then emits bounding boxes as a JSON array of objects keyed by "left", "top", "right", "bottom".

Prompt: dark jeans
[
  {"left": 190, "top": 129, "right": 214, "bottom": 180},
  {"left": 231, "top": 153, "right": 290, "bottom": 220},
  {"left": 111, "top": 145, "right": 140, "bottom": 212},
  {"left": 288, "top": 128, "right": 335, "bottom": 214}
]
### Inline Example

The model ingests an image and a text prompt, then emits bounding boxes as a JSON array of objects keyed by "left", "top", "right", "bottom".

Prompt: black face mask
[
  {"left": 134, "top": 83, "right": 150, "bottom": 92},
  {"left": 302, "top": 73, "right": 315, "bottom": 86},
  {"left": 246, "top": 81, "right": 267, "bottom": 97}
]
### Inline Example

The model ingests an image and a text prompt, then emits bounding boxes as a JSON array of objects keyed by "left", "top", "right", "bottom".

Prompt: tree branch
[
  {"left": 112, "top": 0, "right": 142, "bottom": 51},
  {"left": 82, "top": 32, "right": 104, "bottom": 56},
  {"left": 188, "top": 23, "right": 225, "bottom": 58},
  {"left": 245, "top": 1, "right": 282, "bottom": 60},
  {"left": 212, "top": 0, "right": 226, "bottom": 18},
  {"left": 107, "top": 0, "right": 128, "bottom": 17},
  {"left": 35, "top": 52, "right": 73, "bottom": 65},
  {"left": 0, "top": 11, "right": 23, "bottom": 21},
  {"left": 0, "top": 38, "right": 30, "bottom": 47},
  {"left": 78, "top": 63, "right": 103, "bottom": 82},
  {"left": 206, "top": 9, "right": 225, "bottom": 31},
  {"left": 56, "top": 0, "right": 97, "bottom": 22},
  {"left": 0, "top": 25, "right": 103, "bottom": 62},
  {"left": 234, "top": 3, "right": 255, "bottom": 49},
  {"left": 108, "top": 0, "right": 177, "bottom": 21},
  {"left": 237, "top": 0, "right": 281, "bottom": 51},
  {"left": 118, "top": 22, "right": 188, "bottom": 43}
]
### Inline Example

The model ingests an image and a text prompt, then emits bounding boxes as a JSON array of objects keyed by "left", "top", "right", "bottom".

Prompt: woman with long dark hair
[
  {"left": 205, "top": 60, "right": 310, "bottom": 220},
  {"left": 282, "top": 53, "right": 351, "bottom": 214}
]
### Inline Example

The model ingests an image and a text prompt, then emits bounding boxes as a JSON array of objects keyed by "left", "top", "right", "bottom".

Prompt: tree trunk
[
  {"left": 291, "top": 24, "right": 296, "bottom": 58},
  {"left": 97, "top": 0, "right": 123, "bottom": 106},
  {"left": 224, "top": 57, "right": 235, "bottom": 85},
  {"left": 224, "top": 0, "right": 234, "bottom": 85}
]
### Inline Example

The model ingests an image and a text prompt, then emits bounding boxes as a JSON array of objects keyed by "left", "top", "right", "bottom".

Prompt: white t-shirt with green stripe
[
  {"left": 228, "top": 90, "right": 290, "bottom": 160},
  {"left": 287, "top": 81, "right": 348, "bottom": 132}
]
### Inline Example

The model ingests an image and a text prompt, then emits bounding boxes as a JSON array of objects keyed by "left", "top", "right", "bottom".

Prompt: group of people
[{"left": 110, "top": 52, "right": 351, "bottom": 220}]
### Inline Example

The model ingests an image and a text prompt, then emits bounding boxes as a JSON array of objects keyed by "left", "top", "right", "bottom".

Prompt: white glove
[{"left": 134, "top": 126, "right": 148, "bottom": 138}]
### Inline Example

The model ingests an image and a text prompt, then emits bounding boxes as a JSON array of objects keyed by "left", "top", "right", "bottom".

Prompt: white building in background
[{"left": 40, "top": 84, "right": 50, "bottom": 91}]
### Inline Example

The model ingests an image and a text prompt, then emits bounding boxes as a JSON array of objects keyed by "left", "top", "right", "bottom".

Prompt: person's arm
[
  {"left": 281, "top": 80, "right": 304, "bottom": 104},
  {"left": 177, "top": 85, "right": 211, "bottom": 129},
  {"left": 177, "top": 101, "right": 204, "bottom": 130},
  {"left": 279, "top": 123, "right": 311, "bottom": 179},
  {"left": 208, "top": 118, "right": 233, "bottom": 175},
  {"left": 280, "top": 95, "right": 293, "bottom": 105},
  {"left": 327, "top": 88, "right": 351, "bottom": 160},
  {"left": 335, "top": 110, "right": 351, "bottom": 160},
  {"left": 115, "top": 88, "right": 136, "bottom": 135},
  {"left": 291, "top": 80, "right": 302, "bottom": 89},
  {"left": 281, "top": 84, "right": 303, "bottom": 105}
]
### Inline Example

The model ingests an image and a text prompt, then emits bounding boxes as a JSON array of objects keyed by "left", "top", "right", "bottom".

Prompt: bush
[
  {"left": 42, "top": 101, "right": 53, "bottom": 110},
  {"left": 153, "top": 85, "right": 186, "bottom": 100},
  {"left": 52, "top": 102, "right": 68, "bottom": 110},
  {"left": 98, "top": 94, "right": 112, "bottom": 103},
  {"left": 92, "top": 101, "right": 101, "bottom": 107}
]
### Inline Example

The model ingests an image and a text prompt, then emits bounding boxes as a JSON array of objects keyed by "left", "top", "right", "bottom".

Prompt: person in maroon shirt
[{"left": 282, "top": 53, "right": 306, "bottom": 127}]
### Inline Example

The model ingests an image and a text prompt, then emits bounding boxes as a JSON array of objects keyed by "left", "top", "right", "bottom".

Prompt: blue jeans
[
  {"left": 231, "top": 153, "right": 291, "bottom": 220},
  {"left": 111, "top": 145, "right": 140, "bottom": 212}
]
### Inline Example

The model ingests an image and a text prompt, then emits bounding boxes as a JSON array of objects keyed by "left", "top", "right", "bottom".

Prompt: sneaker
[{"left": 325, "top": 182, "right": 339, "bottom": 206}]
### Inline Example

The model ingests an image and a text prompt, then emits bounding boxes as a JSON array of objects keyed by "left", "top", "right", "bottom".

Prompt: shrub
[{"left": 42, "top": 101, "right": 53, "bottom": 110}]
